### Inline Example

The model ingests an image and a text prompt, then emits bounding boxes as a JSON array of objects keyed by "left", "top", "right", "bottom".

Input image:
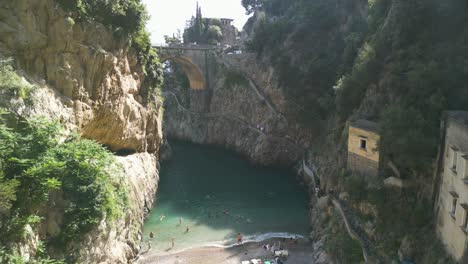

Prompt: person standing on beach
[
  {"left": 178, "top": 217, "right": 183, "bottom": 226},
  {"left": 185, "top": 226, "right": 190, "bottom": 233},
  {"left": 147, "top": 240, "right": 152, "bottom": 251},
  {"left": 237, "top": 233, "right": 243, "bottom": 244},
  {"left": 171, "top": 237, "right": 175, "bottom": 248},
  {"left": 149, "top": 231, "right": 154, "bottom": 239}
]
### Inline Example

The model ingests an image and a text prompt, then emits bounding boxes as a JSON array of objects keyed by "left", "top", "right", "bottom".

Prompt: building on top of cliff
[
  {"left": 435, "top": 111, "right": 468, "bottom": 261},
  {"left": 206, "top": 18, "right": 239, "bottom": 46},
  {"left": 220, "top": 18, "right": 234, "bottom": 26},
  {"left": 347, "top": 119, "right": 380, "bottom": 177}
]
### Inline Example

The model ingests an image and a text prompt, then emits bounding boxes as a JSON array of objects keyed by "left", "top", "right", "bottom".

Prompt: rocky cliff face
[
  {"left": 163, "top": 54, "right": 306, "bottom": 167},
  {"left": 0, "top": 0, "right": 162, "bottom": 153},
  {"left": 0, "top": 0, "right": 163, "bottom": 262},
  {"left": 76, "top": 153, "right": 159, "bottom": 263}
]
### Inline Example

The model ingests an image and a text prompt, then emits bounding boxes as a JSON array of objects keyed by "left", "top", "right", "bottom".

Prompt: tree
[
  {"left": 241, "top": 0, "right": 264, "bottom": 15},
  {"left": 205, "top": 25, "right": 223, "bottom": 44},
  {"left": 164, "top": 34, "right": 181, "bottom": 46},
  {"left": 183, "top": 3, "right": 225, "bottom": 45},
  {"left": 194, "top": 2, "right": 204, "bottom": 43},
  {"left": 183, "top": 3, "right": 205, "bottom": 44},
  {"left": 0, "top": 173, "right": 19, "bottom": 215}
]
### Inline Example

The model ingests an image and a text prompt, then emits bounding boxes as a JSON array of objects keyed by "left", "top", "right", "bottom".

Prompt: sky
[{"left": 142, "top": 0, "right": 251, "bottom": 45}]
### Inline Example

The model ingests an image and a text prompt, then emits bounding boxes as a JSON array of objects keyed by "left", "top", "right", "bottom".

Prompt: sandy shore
[{"left": 137, "top": 238, "right": 317, "bottom": 264}]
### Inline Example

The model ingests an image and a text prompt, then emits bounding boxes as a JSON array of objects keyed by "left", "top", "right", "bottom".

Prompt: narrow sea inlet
[{"left": 142, "top": 140, "right": 309, "bottom": 254}]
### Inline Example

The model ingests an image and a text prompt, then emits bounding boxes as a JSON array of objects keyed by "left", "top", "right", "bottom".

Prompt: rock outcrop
[
  {"left": 0, "top": 0, "right": 163, "bottom": 262},
  {"left": 76, "top": 153, "right": 159, "bottom": 263},
  {"left": 163, "top": 54, "right": 307, "bottom": 166},
  {"left": 0, "top": 0, "right": 162, "bottom": 153}
]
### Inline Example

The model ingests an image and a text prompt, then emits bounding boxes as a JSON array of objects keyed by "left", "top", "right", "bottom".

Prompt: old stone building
[
  {"left": 217, "top": 18, "right": 238, "bottom": 46},
  {"left": 347, "top": 119, "right": 380, "bottom": 177},
  {"left": 435, "top": 111, "right": 468, "bottom": 261}
]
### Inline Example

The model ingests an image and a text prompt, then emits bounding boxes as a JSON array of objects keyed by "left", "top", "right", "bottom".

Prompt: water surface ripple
[{"left": 142, "top": 140, "right": 309, "bottom": 254}]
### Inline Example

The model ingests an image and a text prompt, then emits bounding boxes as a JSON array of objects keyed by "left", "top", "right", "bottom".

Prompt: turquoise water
[{"left": 142, "top": 140, "right": 309, "bottom": 254}]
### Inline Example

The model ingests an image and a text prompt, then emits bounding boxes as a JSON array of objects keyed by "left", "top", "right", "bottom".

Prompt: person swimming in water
[
  {"left": 159, "top": 215, "right": 166, "bottom": 221},
  {"left": 178, "top": 217, "right": 182, "bottom": 226}
]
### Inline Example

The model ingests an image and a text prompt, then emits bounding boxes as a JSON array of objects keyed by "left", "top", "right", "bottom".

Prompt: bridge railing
[{"left": 152, "top": 43, "right": 218, "bottom": 51}]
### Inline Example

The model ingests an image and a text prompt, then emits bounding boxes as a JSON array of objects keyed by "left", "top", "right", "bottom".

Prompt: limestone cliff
[
  {"left": 0, "top": 0, "right": 162, "bottom": 153},
  {"left": 0, "top": 0, "right": 163, "bottom": 262},
  {"left": 75, "top": 153, "right": 159, "bottom": 263},
  {"left": 163, "top": 53, "right": 308, "bottom": 167}
]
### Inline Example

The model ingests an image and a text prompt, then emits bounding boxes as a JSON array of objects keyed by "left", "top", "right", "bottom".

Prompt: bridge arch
[{"left": 159, "top": 55, "right": 206, "bottom": 90}]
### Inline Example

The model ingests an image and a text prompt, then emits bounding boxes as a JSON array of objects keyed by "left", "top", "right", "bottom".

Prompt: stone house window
[
  {"left": 450, "top": 191, "right": 459, "bottom": 219},
  {"left": 359, "top": 138, "right": 367, "bottom": 150},
  {"left": 461, "top": 204, "right": 468, "bottom": 232}
]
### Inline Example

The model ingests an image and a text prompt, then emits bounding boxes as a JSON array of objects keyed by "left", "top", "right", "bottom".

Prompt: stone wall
[
  {"left": 436, "top": 112, "right": 468, "bottom": 261},
  {"left": 347, "top": 152, "right": 380, "bottom": 178},
  {"left": 347, "top": 124, "right": 380, "bottom": 177}
]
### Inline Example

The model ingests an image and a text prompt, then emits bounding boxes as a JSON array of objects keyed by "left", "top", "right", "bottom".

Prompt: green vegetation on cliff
[
  {"left": 56, "top": 0, "right": 163, "bottom": 101},
  {"left": 0, "top": 65, "right": 127, "bottom": 262},
  {"left": 0, "top": 62, "right": 36, "bottom": 104},
  {"left": 246, "top": 0, "right": 468, "bottom": 174},
  {"left": 325, "top": 211, "right": 364, "bottom": 263},
  {"left": 336, "top": 0, "right": 468, "bottom": 173},
  {"left": 0, "top": 108, "right": 127, "bottom": 248},
  {"left": 246, "top": 0, "right": 468, "bottom": 261},
  {"left": 245, "top": 0, "right": 366, "bottom": 128}
]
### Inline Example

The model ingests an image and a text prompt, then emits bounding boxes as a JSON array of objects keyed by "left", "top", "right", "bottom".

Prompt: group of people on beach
[
  {"left": 147, "top": 214, "right": 248, "bottom": 252},
  {"left": 147, "top": 216, "right": 191, "bottom": 250}
]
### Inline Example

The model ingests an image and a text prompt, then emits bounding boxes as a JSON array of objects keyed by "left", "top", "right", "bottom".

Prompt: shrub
[
  {"left": 344, "top": 174, "right": 368, "bottom": 202},
  {"left": 379, "top": 105, "right": 438, "bottom": 173},
  {"left": 56, "top": 0, "right": 147, "bottom": 36},
  {"left": 0, "top": 174, "right": 19, "bottom": 215},
  {"left": 224, "top": 69, "right": 249, "bottom": 89},
  {"left": 325, "top": 211, "right": 365, "bottom": 263},
  {"left": 0, "top": 110, "right": 127, "bottom": 251},
  {"left": 0, "top": 62, "right": 35, "bottom": 102},
  {"left": 45, "top": 139, "right": 127, "bottom": 244},
  {"left": 56, "top": 0, "right": 163, "bottom": 100}
]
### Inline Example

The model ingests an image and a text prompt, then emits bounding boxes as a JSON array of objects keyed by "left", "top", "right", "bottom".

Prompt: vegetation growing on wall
[
  {"left": 246, "top": 0, "right": 468, "bottom": 175},
  {"left": 335, "top": 0, "right": 468, "bottom": 174},
  {"left": 223, "top": 68, "right": 249, "bottom": 89},
  {"left": 0, "top": 62, "right": 36, "bottom": 104},
  {"left": 0, "top": 242, "right": 65, "bottom": 264},
  {"left": 0, "top": 65, "right": 127, "bottom": 262},
  {"left": 343, "top": 173, "right": 454, "bottom": 263},
  {"left": 245, "top": 0, "right": 468, "bottom": 261},
  {"left": 0, "top": 109, "right": 127, "bottom": 249},
  {"left": 245, "top": 0, "right": 366, "bottom": 128},
  {"left": 56, "top": 0, "right": 163, "bottom": 101},
  {"left": 324, "top": 211, "right": 364, "bottom": 263}
]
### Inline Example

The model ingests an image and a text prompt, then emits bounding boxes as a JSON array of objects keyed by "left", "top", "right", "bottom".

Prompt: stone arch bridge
[{"left": 154, "top": 45, "right": 216, "bottom": 90}]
